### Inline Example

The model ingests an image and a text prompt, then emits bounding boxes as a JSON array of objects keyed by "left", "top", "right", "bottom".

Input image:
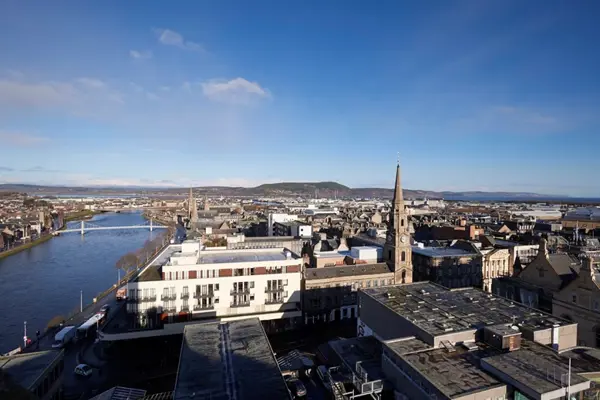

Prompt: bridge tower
[{"left": 80, "top": 220, "right": 85, "bottom": 235}]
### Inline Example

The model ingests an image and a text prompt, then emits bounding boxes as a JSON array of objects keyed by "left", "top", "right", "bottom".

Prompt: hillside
[{"left": 0, "top": 182, "right": 564, "bottom": 200}]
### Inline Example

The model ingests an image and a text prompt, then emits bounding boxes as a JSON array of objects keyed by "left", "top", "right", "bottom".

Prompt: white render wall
[
  {"left": 268, "top": 213, "right": 298, "bottom": 236},
  {"left": 127, "top": 248, "right": 302, "bottom": 321}
]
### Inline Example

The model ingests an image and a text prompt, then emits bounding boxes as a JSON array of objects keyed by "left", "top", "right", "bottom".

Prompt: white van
[{"left": 52, "top": 326, "right": 76, "bottom": 348}]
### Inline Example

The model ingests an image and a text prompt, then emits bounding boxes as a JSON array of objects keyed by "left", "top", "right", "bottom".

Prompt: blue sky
[{"left": 1, "top": 1, "right": 599, "bottom": 195}]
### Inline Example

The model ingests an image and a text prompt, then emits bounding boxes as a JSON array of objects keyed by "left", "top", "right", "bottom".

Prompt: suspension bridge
[{"left": 57, "top": 218, "right": 168, "bottom": 235}]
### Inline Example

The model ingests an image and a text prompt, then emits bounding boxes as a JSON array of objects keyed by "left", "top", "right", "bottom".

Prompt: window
[
  {"left": 572, "top": 294, "right": 577, "bottom": 304},
  {"left": 401, "top": 219, "right": 405, "bottom": 227},
  {"left": 401, "top": 251, "right": 406, "bottom": 262}
]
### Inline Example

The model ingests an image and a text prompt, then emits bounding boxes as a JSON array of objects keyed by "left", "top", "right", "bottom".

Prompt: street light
[
  {"left": 80, "top": 290, "right": 83, "bottom": 312},
  {"left": 23, "top": 321, "right": 27, "bottom": 348}
]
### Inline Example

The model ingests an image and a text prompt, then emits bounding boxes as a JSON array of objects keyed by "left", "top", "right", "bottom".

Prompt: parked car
[
  {"left": 74, "top": 364, "right": 92, "bottom": 377},
  {"left": 287, "top": 379, "right": 307, "bottom": 398},
  {"left": 316, "top": 365, "right": 332, "bottom": 392}
]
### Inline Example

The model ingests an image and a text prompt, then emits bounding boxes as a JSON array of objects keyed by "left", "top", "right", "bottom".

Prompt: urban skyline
[{"left": 1, "top": 1, "right": 600, "bottom": 196}]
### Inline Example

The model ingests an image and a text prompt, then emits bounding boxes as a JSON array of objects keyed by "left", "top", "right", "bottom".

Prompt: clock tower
[{"left": 384, "top": 162, "right": 413, "bottom": 284}]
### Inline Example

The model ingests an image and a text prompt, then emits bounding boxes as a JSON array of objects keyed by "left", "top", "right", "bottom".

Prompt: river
[{"left": 0, "top": 212, "right": 161, "bottom": 353}]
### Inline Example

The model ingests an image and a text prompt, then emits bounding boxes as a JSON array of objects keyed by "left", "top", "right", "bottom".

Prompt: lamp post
[
  {"left": 80, "top": 290, "right": 83, "bottom": 312},
  {"left": 23, "top": 321, "right": 27, "bottom": 348}
]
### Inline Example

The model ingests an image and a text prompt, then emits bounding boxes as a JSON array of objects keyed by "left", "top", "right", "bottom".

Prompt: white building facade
[
  {"left": 267, "top": 213, "right": 299, "bottom": 236},
  {"left": 126, "top": 241, "right": 303, "bottom": 329}
]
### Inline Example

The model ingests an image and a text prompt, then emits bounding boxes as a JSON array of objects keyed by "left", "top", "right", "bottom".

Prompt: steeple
[
  {"left": 384, "top": 160, "right": 413, "bottom": 284},
  {"left": 392, "top": 162, "right": 404, "bottom": 208}
]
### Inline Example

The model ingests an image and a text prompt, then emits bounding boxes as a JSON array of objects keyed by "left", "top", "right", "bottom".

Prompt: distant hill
[{"left": 0, "top": 182, "right": 566, "bottom": 200}]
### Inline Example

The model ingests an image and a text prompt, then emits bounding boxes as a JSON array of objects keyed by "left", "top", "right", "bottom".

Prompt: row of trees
[{"left": 115, "top": 224, "right": 177, "bottom": 276}]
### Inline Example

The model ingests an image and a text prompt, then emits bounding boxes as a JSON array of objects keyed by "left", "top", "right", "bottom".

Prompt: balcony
[
  {"left": 193, "top": 292, "right": 214, "bottom": 299},
  {"left": 163, "top": 307, "right": 176, "bottom": 313},
  {"left": 230, "top": 301, "right": 250, "bottom": 308},
  {"left": 142, "top": 296, "right": 157, "bottom": 302},
  {"left": 230, "top": 289, "right": 251, "bottom": 295},
  {"left": 265, "top": 287, "right": 285, "bottom": 293},
  {"left": 265, "top": 298, "right": 284, "bottom": 305},
  {"left": 180, "top": 293, "right": 190, "bottom": 299},
  {"left": 181, "top": 306, "right": 190, "bottom": 312},
  {"left": 161, "top": 294, "right": 177, "bottom": 301},
  {"left": 193, "top": 304, "right": 215, "bottom": 311}
]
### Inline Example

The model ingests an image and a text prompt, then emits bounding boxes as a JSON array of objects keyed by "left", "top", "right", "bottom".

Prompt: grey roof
[
  {"left": 304, "top": 263, "right": 393, "bottom": 280},
  {"left": 481, "top": 340, "right": 589, "bottom": 396},
  {"left": 548, "top": 254, "right": 581, "bottom": 276},
  {"left": 362, "top": 282, "right": 573, "bottom": 338},
  {"left": 411, "top": 246, "right": 479, "bottom": 258},
  {"left": 329, "top": 336, "right": 385, "bottom": 382},
  {"left": 385, "top": 337, "right": 431, "bottom": 355},
  {"left": 174, "top": 319, "right": 290, "bottom": 400},
  {"left": 401, "top": 344, "right": 504, "bottom": 398},
  {"left": 199, "top": 249, "right": 298, "bottom": 264},
  {"left": 0, "top": 350, "right": 62, "bottom": 391}
]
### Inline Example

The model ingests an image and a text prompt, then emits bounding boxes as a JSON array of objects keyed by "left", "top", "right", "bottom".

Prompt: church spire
[{"left": 392, "top": 162, "right": 404, "bottom": 207}]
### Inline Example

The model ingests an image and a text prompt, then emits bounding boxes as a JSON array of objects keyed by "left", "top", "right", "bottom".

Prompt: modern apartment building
[{"left": 125, "top": 240, "right": 302, "bottom": 330}]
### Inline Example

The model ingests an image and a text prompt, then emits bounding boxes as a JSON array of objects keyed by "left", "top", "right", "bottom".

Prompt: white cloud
[
  {"left": 0, "top": 131, "right": 49, "bottom": 146},
  {"left": 129, "top": 50, "right": 153, "bottom": 60},
  {"left": 0, "top": 79, "right": 77, "bottom": 107},
  {"left": 201, "top": 78, "right": 270, "bottom": 104},
  {"left": 154, "top": 28, "right": 203, "bottom": 51},
  {"left": 146, "top": 92, "right": 160, "bottom": 101},
  {"left": 76, "top": 77, "right": 106, "bottom": 89}
]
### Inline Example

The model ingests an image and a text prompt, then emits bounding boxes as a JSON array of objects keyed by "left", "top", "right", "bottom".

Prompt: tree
[{"left": 47, "top": 315, "right": 65, "bottom": 329}]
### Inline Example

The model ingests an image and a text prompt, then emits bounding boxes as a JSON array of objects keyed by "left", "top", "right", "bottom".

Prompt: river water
[{"left": 0, "top": 212, "right": 159, "bottom": 353}]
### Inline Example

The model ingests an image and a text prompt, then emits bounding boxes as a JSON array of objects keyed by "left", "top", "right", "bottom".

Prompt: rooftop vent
[
  {"left": 420, "top": 289, "right": 428, "bottom": 295},
  {"left": 385, "top": 292, "right": 395, "bottom": 299},
  {"left": 461, "top": 342, "right": 479, "bottom": 351}
]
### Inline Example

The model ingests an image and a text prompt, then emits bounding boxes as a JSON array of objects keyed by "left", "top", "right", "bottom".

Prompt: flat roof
[
  {"left": 481, "top": 340, "right": 589, "bottom": 396},
  {"left": 385, "top": 337, "right": 431, "bottom": 355},
  {"left": 411, "top": 246, "right": 478, "bottom": 258},
  {"left": 0, "top": 350, "right": 62, "bottom": 390},
  {"left": 175, "top": 319, "right": 290, "bottom": 400},
  {"left": 305, "top": 263, "right": 393, "bottom": 280},
  {"left": 329, "top": 336, "right": 385, "bottom": 382},
  {"left": 198, "top": 249, "right": 297, "bottom": 264},
  {"left": 362, "top": 282, "right": 573, "bottom": 338},
  {"left": 401, "top": 344, "right": 504, "bottom": 398}
]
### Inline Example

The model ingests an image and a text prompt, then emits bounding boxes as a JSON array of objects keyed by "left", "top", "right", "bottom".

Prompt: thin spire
[{"left": 393, "top": 161, "right": 404, "bottom": 207}]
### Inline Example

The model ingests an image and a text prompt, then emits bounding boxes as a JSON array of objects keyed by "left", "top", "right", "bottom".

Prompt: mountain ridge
[{"left": 0, "top": 182, "right": 565, "bottom": 200}]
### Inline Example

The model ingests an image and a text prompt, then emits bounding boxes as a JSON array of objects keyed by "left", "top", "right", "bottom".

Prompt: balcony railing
[
  {"left": 142, "top": 295, "right": 157, "bottom": 302},
  {"left": 193, "top": 292, "right": 214, "bottom": 299},
  {"left": 181, "top": 306, "right": 189, "bottom": 312},
  {"left": 163, "top": 307, "right": 176, "bottom": 313},
  {"left": 265, "top": 287, "right": 285, "bottom": 293},
  {"left": 161, "top": 294, "right": 177, "bottom": 301},
  {"left": 230, "top": 301, "right": 250, "bottom": 308},
  {"left": 265, "top": 298, "right": 284, "bottom": 304},
  {"left": 230, "top": 289, "right": 251, "bottom": 295},
  {"left": 180, "top": 293, "right": 190, "bottom": 299},
  {"left": 193, "top": 304, "right": 215, "bottom": 311}
]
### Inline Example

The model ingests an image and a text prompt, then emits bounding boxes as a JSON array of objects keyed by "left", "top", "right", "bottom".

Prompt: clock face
[{"left": 401, "top": 235, "right": 407, "bottom": 244}]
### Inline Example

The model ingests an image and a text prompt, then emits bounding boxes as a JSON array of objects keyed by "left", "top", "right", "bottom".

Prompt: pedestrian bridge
[{"left": 58, "top": 219, "right": 167, "bottom": 235}]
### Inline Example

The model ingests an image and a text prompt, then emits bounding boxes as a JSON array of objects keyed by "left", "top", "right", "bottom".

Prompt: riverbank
[
  {"left": 0, "top": 234, "right": 54, "bottom": 260},
  {"left": 64, "top": 210, "right": 104, "bottom": 222}
]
